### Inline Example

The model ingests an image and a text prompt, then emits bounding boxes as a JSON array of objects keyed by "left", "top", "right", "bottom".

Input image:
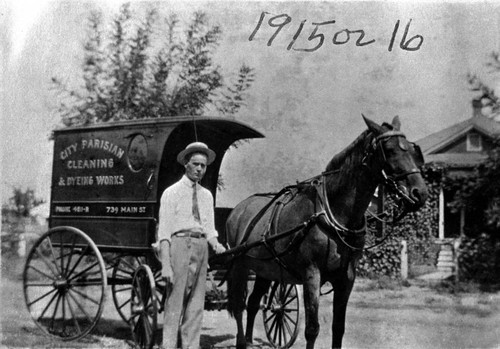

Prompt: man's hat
[{"left": 177, "top": 142, "right": 216, "bottom": 165}]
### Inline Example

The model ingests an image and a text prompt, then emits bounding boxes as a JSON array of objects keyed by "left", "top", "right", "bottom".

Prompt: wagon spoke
[
  {"left": 65, "top": 295, "right": 82, "bottom": 334},
  {"left": 67, "top": 260, "right": 101, "bottom": 283},
  {"left": 59, "top": 232, "right": 64, "bottom": 274},
  {"left": 66, "top": 245, "right": 91, "bottom": 278},
  {"left": 117, "top": 297, "right": 132, "bottom": 311},
  {"left": 34, "top": 246, "right": 60, "bottom": 278},
  {"left": 114, "top": 286, "right": 133, "bottom": 293},
  {"left": 132, "top": 315, "right": 142, "bottom": 342},
  {"left": 27, "top": 265, "right": 56, "bottom": 281},
  {"left": 69, "top": 287, "right": 100, "bottom": 305},
  {"left": 50, "top": 293, "right": 62, "bottom": 332},
  {"left": 25, "top": 282, "right": 56, "bottom": 287},
  {"left": 28, "top": 287, "right": 57, "bottom": 307},
  {"left": 272, "top": 314, "right": 280, "bottom": 344},
  {"left": 281, "top": 315, "right": 287, "bottom": 347},
  {"left": 283, "top": 312, "right": 298, "bottom": 326},
  {"left": 37, "top": 290, "right": 59, "bottom": 321},
  {"left": 269, "top": 313, "right": 279, "bottom": 340},
  {"left": 62, "top": 291, "right": 66, "bottom": 322},
  {"left": 264, "top": 311, "right": 277, "bottom": 324},
  {"left": 144, "top": 314, "right": 153, "bottom": 339},
  {"left": 283, "top": 284, "right": 293, "bottom": 301},
  {"left": 283, "top": 294, "right": 298, "bottom": 307},
  {"left": 46, "top": 238, "right": 62, "bottom": 276},
  {"left": 63, "top": 234, "right": 78, "bottom": 276},
  {"left": 283, "top": 314, "right": 294, "bottom": 339},
  {"left": 67, "top": 289, "right": 93, "bottom": 324}
]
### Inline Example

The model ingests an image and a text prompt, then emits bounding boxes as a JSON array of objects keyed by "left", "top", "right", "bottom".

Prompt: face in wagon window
[{"left": 184, "top": 153, "right": 208, "bottom": 183}]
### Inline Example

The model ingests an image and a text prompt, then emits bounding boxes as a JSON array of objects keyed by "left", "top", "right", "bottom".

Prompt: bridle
[
  {"left": 315, "top": 129, "right": 424, "bottom": 250},
  {"left": 365, "top": 130, "right": 422, "bottom": 206}
]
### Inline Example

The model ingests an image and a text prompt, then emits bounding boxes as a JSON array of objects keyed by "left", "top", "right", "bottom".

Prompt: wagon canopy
[{"left": 50, "top": 116, "right": 263, "bottom": 249}]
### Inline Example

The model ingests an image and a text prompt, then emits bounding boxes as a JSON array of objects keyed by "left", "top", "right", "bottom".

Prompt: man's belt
[{"left": 172, "top": 230, "right": 206, "bottom": 239}]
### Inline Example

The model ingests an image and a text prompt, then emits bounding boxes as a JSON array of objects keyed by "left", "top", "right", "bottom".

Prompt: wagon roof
[{"left": 52, "top": 116, "right": 264, "bottom": 139}]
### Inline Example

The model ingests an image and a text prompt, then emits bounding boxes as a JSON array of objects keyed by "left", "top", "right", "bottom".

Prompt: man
[{"left": 157, "top": 141, "right": 226, "bottom": 349}]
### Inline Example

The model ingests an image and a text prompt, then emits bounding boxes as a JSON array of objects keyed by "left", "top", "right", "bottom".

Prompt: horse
[{"left": 224, "top": 115, "right": 428, "bottom": 349}]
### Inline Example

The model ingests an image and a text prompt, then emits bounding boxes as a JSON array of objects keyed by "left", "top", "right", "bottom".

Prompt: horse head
[{"left": 362, "top": 114, "right": 428, "bottom": 212}]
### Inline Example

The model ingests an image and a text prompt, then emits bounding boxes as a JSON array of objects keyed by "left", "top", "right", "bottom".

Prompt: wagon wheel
[
  {"left": 130, "top": 264, "right": 158, "bottom": 349},
  {"left": 262, "top": 282, "right": 301, "bottom": 349},
  {"left": 111, "top": 256, "right": 146, "bottom": 322},
  {"left": 111, "top": 256, "right": 165, "bottom": 323},
  {"left": 23, "top": 226, "right": 107, "bottom": 340}
]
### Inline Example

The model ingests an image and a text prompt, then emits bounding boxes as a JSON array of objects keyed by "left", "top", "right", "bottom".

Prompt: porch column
[{"left": 439, "top": 188, "right": 445, "bottom": 240}]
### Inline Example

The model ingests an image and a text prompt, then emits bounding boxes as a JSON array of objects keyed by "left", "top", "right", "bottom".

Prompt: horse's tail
[{"left": 226, "top": 257, "right": 248, "bottom": 318}]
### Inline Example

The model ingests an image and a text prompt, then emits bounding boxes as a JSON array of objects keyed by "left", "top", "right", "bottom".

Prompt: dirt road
[{"left": 2, "top": 253, "right": 500, "bottom": 349}]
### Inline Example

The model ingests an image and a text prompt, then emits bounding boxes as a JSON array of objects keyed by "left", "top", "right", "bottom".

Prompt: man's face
[{"left": 185, "top": 153, "right": 208, "bottom": 182}]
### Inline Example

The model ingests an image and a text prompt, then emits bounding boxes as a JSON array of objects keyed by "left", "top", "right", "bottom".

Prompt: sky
[{"left": 2, "top": 0, "right": 500, "bottom": 208}]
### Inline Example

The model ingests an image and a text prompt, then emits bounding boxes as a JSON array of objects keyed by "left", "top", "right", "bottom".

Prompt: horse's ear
[
  {"left": 362, "top": 114, "right": 384, "bottom": 135},
  {"left": 392, "top": 115, "right": 401, "bottom": 131}
]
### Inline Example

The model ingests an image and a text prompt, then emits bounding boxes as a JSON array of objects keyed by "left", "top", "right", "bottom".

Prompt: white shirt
[{"left": 157, "top": 175, "right": 218, "bottom": 242}]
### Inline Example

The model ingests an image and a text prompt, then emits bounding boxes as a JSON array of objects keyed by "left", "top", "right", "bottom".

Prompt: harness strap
[
  {"left": 238, "top": 186, "right": 296, "bottom": 246},
  {"left": 317, "top": 175, "right": 366, "bottom": 235}
]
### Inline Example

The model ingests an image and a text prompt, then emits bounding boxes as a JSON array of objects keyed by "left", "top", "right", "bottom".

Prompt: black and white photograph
[{"left": 1, "top": 1, "right": 500, "bottom": 348}]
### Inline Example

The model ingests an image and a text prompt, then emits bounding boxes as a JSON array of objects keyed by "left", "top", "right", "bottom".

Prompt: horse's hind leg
[
  {"left": 245, "top": 276, "right": 272, "bottom": 343},
  {"left": 227, "top": 258, "right": 249, "bottom": 349}
]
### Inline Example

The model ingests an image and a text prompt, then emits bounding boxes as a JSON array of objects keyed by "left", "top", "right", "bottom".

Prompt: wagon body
[
  {"left": 24, "top": 116, "right": 302, "bottom": 349},
  {"left": 49, "top": 116, "right": 263, "bottom": 252}
]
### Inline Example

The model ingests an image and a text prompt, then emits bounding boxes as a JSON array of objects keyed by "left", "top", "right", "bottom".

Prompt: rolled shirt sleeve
[{"left": 157, "top": 188, "right": 176, "bottom": 243}]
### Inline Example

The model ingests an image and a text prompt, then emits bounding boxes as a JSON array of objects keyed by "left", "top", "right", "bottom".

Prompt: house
[{"left": 416, "top": 99, "right": 500, "bottom": 275}]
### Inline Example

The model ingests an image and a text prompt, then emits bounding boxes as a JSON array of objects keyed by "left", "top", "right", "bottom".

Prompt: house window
[{"left": 466, "top": 133, "right": 482, "bottom": 152}]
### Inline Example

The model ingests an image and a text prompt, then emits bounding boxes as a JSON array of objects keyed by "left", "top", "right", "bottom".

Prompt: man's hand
[
  {"left": 162, "top": 263, "right": 174, "bottom": 285},
  {"left": 208, "top": 237, "right": 226, "bottom": 254},
  {"left": 160, "top": 240, "right": 174, "bottom": 285}
]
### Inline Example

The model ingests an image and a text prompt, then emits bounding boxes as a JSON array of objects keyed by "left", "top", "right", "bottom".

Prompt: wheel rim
[
  {"left": 130, "top": 265, "right": 158, "bottom": 349},
  {"left": 23, "top": 226, "right": 107, "bottom": 340},
  {"left": 111, "top": 256, "right": 165, "bottom": 324},
  {"left": 262, "top": 282, "right": 301, "bottom": 349},
  {"left": 111, "top": 256, "right": 146, "bottom": 323}
]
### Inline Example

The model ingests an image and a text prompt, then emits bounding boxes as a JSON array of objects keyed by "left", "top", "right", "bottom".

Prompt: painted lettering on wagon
[
  {"left": 58, "top": 175, "right": 125, "bottom": 186},
  {"left": 59, "top": 138, "right": 125, "bottom": 161}
]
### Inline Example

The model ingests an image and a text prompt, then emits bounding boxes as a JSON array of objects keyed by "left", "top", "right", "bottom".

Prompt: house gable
[
  {"left": 416, "top": 105, "right": 500, "bottom": 169},
  {"left": 436, "top": 129, "right": 495, "bottom": 154}
]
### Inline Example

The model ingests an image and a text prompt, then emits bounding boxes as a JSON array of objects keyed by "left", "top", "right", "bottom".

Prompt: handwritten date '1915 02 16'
[{"left": 249, "top": 12, "right": 424, "bottom": 53}]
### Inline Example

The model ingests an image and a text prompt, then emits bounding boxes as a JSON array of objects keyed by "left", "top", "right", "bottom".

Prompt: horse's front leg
[
  {"left": 303, "top": 267, "right": 321, "bottom": 349},
  {"left": 331, "top": 268, "right": 356, "bottom": 348}
]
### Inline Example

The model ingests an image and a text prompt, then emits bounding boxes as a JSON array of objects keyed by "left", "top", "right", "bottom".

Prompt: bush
[
  {"left": 458, "top": 233, "right": 500, "bottom": 283},
  {"left": 357, "top": 166, "right": 441, "bottom": 279}
]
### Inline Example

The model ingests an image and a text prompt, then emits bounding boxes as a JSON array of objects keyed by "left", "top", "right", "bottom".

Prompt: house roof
[
  {"left": 424, "top": 153, "right": 488, "bottom": 168},
  {"left": 416, "top": 115, "right": 500, "bottom": 155}
]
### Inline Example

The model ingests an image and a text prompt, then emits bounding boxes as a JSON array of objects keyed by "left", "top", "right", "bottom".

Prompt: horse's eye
[{"left": 398, "top": 138, "right": 408, "bottom": 151}]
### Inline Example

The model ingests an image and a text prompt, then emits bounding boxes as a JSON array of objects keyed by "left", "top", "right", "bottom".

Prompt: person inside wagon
[{"left": 156, "top": 141, "right": 226, "bottom": 349}]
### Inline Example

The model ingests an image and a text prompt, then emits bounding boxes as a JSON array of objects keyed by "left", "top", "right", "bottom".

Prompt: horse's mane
[{"left": 325, "top": 122, "right": 394, "bottom": 176}]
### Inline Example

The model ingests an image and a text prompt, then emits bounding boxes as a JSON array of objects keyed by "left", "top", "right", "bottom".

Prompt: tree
[
  {"left": 468, "top": 51, "right": 500, "bottom": 115},
  {"left": 52, "top": 3, "right": 255, "bottom": 126},
  {"left": 4, "top": 187, "right": 45, "bottom": 218}
]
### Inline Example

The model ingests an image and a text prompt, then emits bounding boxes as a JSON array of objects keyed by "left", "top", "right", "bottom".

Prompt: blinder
[
  {"left": 409, "top": 143, "right": 424, "bottom": 167},
  {"left": 374, "top": 131, "right": 424, "bottom": 171}
]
